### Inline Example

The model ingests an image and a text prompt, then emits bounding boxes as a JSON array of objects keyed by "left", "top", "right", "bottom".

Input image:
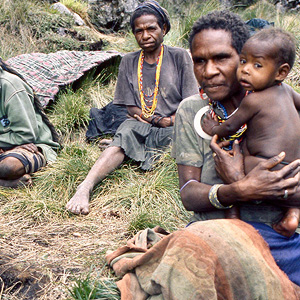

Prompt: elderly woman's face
[{"left": 133, "top": 14, "right": 165, "bottom": 53}]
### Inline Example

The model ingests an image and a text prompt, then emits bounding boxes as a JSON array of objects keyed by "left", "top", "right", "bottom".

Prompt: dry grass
[
  {"left": 0, "top": 145, "right": 187, "bottom": 299},
  {"left": 0, "top": 214, "right": 128, "bottom": 299}
]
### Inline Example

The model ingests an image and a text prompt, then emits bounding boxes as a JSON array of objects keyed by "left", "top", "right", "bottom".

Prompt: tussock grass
[
  {"left": 177, "top": 0, "right": 222, "bottom": 48},
  {"left": 92, "top": 151, "right": 191, "bottom": 233},
  {"left": 50, "top": 88, "right": 91, "bottom": 134},
  {"left": 1, "top": 142, "right": 101, "bottom": 222},
  {"left": 69, "top": 275, "right": 120, "bottom": 300},
  {"left": 237, "top": 0, "right": 279, "bottom": 21}
]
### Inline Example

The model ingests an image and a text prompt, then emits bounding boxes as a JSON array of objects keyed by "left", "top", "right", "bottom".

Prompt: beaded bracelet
[{"left": 208, "top": 184, "right": 233, "bottom": 209}]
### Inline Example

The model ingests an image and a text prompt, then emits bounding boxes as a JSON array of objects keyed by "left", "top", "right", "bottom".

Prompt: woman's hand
[
  {"left": 155, "top": 116, "right": 170, "bottom": 128},
  {"left": 210, "top": 135, "right": 245, "bottom": 183},
  {"left": 210, "top": 134, "right": 300, "bottom": 205},
  {"left": 133, "top": 114, "right": 151, "bottom": 124},
  {"left": 15, "top": 143, "right": 39, "bottom": 153},
  {"left": 236, "top": 152, "right": 300, "bottom": 202}
]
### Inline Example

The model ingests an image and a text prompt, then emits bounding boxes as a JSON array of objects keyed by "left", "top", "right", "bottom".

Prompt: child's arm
[
  {"left": 202, "top": 95, "right": 257, "bottom": 138},
  {"left": 292, "top": 89, "right": 300, "bottom": 111},
  {"left": 201, "top": 113, "right": 219, "bottom": 136}
]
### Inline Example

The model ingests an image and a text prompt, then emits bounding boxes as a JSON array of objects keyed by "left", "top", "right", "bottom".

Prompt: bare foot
[
  {"left": 99, "top": 139, "right": 112, "bottom": 149},
  {"left": 0, "top": 174, "right": 32, "bottom": 188},
  {"left": 273, "top": 209, "right": 300, "bottom": 238},
  {"left": 66, "top": 184, "right": 91, "bottom": 215}
]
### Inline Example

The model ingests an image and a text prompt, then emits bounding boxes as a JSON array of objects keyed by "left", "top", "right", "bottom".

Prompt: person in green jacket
[{"left": 0, "top": 58, "right": 59, "bottom": 188}]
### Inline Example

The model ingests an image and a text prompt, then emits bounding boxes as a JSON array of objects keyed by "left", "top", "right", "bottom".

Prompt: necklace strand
[
  {"left": 138, "top": 45, "right": 164, "bottom": 118},
  {"left": 199, "top": 89, "right": 247, "bottom": 148}
]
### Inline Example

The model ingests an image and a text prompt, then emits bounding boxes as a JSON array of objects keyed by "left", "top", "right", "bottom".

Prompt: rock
[
  {"left": 88, "top": 0, "right": 143, "bottom": 33},
  {"left": 51, "top": 2, "right": 86, "bottom": 26}
]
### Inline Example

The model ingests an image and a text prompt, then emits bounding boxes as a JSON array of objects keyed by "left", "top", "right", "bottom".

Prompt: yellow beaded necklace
[{"left": 138, "top": 45, "right": 164, "bottom": 118}]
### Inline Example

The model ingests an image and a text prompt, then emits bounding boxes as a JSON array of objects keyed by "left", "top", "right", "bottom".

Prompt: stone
[
  {"left": 88, "top": 0, "right": 143, "bottom": 33},
  {"left": 51, "top": 2, "right": 86, "bottom": 26}
]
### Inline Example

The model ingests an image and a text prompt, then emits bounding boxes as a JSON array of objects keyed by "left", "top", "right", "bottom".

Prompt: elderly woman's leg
[
  {"left": 0, "top": 156, "right": 32, "bottom": 188},
  {"left": 66, "top": 146, "right": 125, "bottom": 215}
]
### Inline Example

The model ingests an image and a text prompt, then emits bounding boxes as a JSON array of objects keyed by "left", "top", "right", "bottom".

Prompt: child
[{"left": 202, "top": 28, "right": 300, "bottom": 237}]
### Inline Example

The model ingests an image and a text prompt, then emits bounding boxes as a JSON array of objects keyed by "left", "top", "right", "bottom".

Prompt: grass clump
[
  {"left": 0, "top": 142, "right": 101, "bottom": 221},
  {"left": 93, "top": 152, "right": 192, "bottom": 232},
  {"left": 177, "top": 0, "right": 222, "bottom": 48},
  {"left": 50, "top": 88, "right": 90, "bottom": 134},
  {"left": 69, "top": 276, "right": 120, "bottom": 300},
  {"left": 128, "top": 211, "right": 160, "bottom": 235}
]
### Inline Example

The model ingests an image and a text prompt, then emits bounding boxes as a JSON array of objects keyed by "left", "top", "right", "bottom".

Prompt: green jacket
[{"left": 0, "top": 67, "right": 59, "bottom": 162}]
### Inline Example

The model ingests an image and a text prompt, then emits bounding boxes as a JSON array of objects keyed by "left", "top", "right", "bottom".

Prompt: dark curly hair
[
  {"left": 248, "top": 28, "right": 296, "bottom": 69},
  {"left": 189, "top": 10, "right": 250, "bottom": 54}
]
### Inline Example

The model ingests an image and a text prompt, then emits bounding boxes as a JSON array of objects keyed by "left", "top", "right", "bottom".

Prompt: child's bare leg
[
  {"left": 273, "top": 208, "right": 300, "bottom": 238},
  {"left": 225, "top": 206, "right": 240, "bottom": 219}
]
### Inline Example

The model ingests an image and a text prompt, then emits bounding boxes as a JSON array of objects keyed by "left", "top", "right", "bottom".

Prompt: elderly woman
[
  {"left": 0, "top": 59, "right": 59, "bottom": 187},
  {"left": 67, "top": 0, "right": 199, "bottom": 215}
]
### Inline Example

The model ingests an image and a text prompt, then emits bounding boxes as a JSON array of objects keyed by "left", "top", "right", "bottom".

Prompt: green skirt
[{"left": 110, "top": 119, "right": 173, "bottom": 170}]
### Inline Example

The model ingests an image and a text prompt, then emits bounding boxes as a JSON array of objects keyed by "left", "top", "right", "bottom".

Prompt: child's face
[{"left": 236, "top": 40, "right": 279, "bottom": 91}]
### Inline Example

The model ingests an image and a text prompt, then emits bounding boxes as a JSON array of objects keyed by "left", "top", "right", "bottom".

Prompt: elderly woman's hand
[
  {"left": 236, "top": 152, "right": 300, "bottom": 203},
  {"left": 15, "top": 143, "right": 39, "bottom": 153},
  {"left": 210, "top": 134, "right": 300, "bottom": 205},
  {"left": 210, "top": 135, "right": 245, "bottom": 183}
]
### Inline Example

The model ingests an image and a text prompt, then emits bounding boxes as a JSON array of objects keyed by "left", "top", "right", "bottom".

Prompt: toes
[
  {"left": 81, "top": 207, "right": 89, "bottom": 215},
  {"left": 67, "top": 204, "right": 89, "bottom": 215}
]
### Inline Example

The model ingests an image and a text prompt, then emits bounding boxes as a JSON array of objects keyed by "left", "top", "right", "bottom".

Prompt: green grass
[
  {"left": 50, "top": 88, "right": 91, "bottom": 134},
  {"left": 177, "top": 0, "right": 222, "bottom": 48},
  {"left": 69, "top": 275, "right": 120, "bottom": 300}
]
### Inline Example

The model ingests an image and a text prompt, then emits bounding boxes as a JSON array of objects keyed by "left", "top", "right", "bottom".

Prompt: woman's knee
[{"left": 0, "top": 156, "right": 26, "bottom": 178}]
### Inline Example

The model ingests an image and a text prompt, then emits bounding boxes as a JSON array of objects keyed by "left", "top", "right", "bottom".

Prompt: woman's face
[
  {"left": 191, "top": 29, "right": 241, "bottom": 102},
  {"left": 133, "top": 14, "right": 166, "bottom": 54}
]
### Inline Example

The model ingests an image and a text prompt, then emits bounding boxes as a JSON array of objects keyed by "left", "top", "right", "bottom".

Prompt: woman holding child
[
  {"left": 105, "top": 10, "right": 300, "bottom": 298},
  {"left": 172, "top": 10, "right": 300, "bottom": 286}
]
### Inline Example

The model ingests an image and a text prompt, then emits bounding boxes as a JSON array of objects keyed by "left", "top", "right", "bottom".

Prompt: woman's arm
[
  {"left": 178, "top": 164, "right": 241, "bottom": 211},
  {"left": 179, "top": 134, "right": 300, "bottom": 213}
]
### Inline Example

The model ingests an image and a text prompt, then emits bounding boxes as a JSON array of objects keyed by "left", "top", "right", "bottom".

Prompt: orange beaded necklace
[{"left": 138, "top": 44, "right": 164, "bottom": 118}]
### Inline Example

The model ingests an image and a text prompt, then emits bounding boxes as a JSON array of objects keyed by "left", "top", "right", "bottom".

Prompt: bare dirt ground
[{"left": 0, "top": 208, "right": 129, "bottom": 299}]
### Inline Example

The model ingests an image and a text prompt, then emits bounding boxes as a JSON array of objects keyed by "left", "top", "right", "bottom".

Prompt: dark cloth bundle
[{"left": 85, "top": 102, "right": 128, "bottom": 140}]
